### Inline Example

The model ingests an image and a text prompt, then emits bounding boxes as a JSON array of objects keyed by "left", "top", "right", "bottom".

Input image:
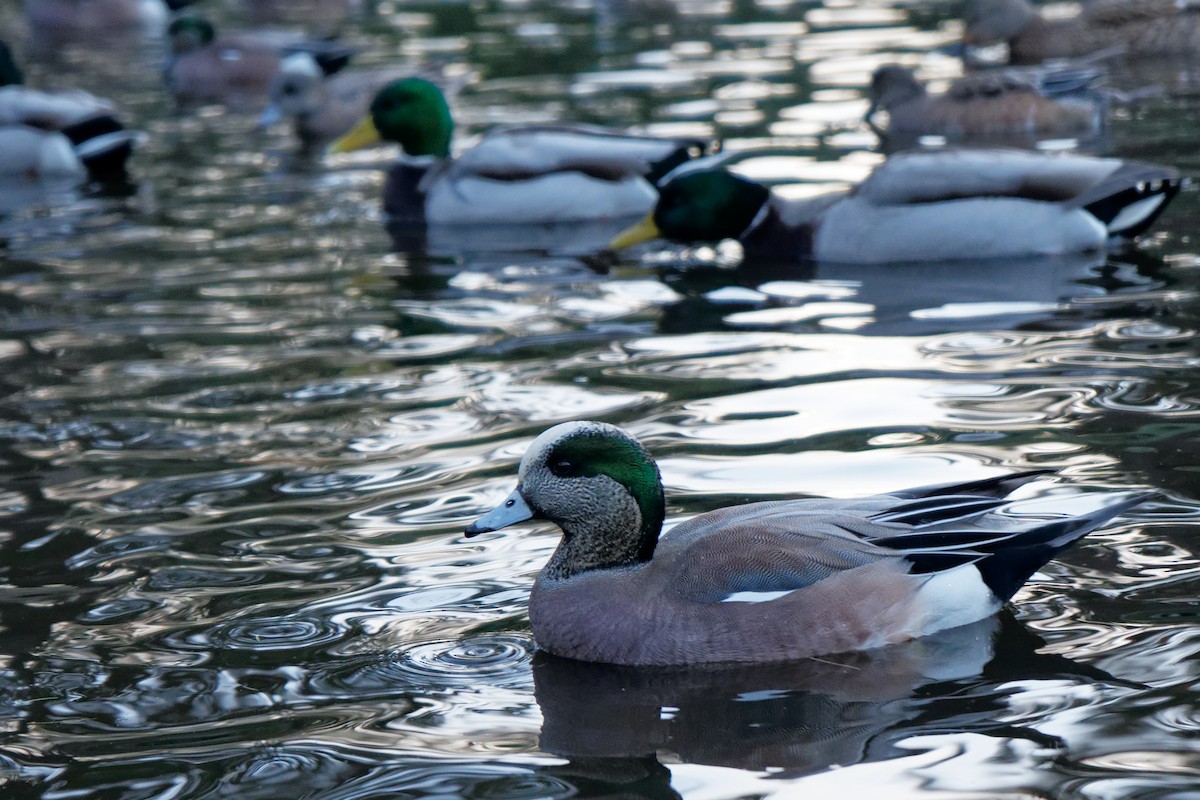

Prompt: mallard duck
[
  {"left": 607, "top": 150, "right": 1182, "bottom": 264},
  {"left": 963, "top": 0, "right": 1200, "bottom": 65},
  {"left": 327, "top": 77, "right": 716, "bottom": 225},
  {"left": 867, "top": 64, "right": 1104, "bottom": 142},
  {"left": 166, "top": 15, "right": 353, "bottom": 111},
  {"left": 465, "top": 421, "right": 1148, "bottom": 665},
  {"left": 259, "top": 54, "right": 418, "bottom": 155},
  {"left": 0, "top": 41, "right": 139, "bottom": 181}
]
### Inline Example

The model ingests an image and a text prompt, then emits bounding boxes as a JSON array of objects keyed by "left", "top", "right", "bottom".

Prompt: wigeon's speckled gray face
[{"left": 465, "top": 421, "right": 665, "bottom": 580}]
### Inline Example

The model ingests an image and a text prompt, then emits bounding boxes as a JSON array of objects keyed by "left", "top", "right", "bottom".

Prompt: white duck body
[
  {"left": 808, "top": 195, "right": 1105, "bottom": 263},
  {"left": 416, "top": 126, "right": 700, "bottom": 225},
  {"left": 0, "top": 126, "right": 85, "bottom": 178},
  {"left": 750, "top": 150, "right": 1180, "bottom": 264},
  {"left": 0, "top": 86, "right": 137, "bottom": 179}
]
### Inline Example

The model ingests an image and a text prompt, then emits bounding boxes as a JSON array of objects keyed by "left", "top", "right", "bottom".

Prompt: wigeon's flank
[
  {"left": 963, "top": 0, "right": 1200, "bottom": 65},
  {"left": 867, "top": 64, "right": 1103, "bottom": 142},
  {"left": 466, "top": 421, "right": 1149, "bottom": 666}
]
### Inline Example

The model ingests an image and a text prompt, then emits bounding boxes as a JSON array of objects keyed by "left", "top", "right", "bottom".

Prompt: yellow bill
[
  {"left": 329, "top": 115, "right": 382, "bottom": 154},
  {"left": 608, "top": 213, "right": 662, "bottom": 251}
]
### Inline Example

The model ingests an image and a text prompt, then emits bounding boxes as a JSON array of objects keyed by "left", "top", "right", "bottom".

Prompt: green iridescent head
[
  {"left": 368, "top": 77, "right": 454, "bottom": 159},
  {"left": 167, "top": 15, "right": 216, "bottom": 55},
  {"left": 609, "top": 168, "right": 771, "bottom": 251},
  {"left": 465, "top": 421, "right": 666, "bottom": 580}
]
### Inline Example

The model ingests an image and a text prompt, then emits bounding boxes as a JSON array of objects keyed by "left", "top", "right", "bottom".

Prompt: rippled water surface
[{"left": 3, "top": 1, "right": 1200, "bottom": 797}]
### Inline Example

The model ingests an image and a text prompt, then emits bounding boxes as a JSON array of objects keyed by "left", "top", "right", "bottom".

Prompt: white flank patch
[
  {"left": 914, "top": 564, "right": 1000, "bottom": 635},
  {"left": 720, "top": 589, "right": 795, "bottom": 604}
]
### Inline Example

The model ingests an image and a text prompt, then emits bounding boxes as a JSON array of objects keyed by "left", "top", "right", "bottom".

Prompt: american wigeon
[
  {"left": 165, "top": 15, "right": 353, "bottom": 112},
  {"left": 465, "top": 421, "right": 1149, "bottom": 665},
  {"left": 327, "top": 77, "right": 716, "bottom": 225},
  {"left": 259, "top": 54, "right": 418, "bottom": 155},
  {"left": 0, "top": 41, "right": 139, "bottom": 181},
  {"left": 607, "top": 150, "right": 1182, "bottom": 264},
  {"left": 866, "top": 64, "right": 1104, "bottom": 142},
  {"left": 963, "top": 0, "right": 1200, "bottom": 65}
]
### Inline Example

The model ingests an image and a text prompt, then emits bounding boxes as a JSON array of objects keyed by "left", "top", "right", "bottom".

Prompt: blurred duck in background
[
  {"left": 866, "top": 64, "right": 1106, "bottom": 146},
  {"left": 963, "top": 0, "right": 1200, "bottom": 65},
  {"left": 0, "top": 41, "right": 140, "bottom": 182},
  {"left": 237, "top": 0, "right": 365, "bottom": 37},
  {"left": 23, "top": 0, "right": 199, "bottom": 44},
  {"left": 259, "top": 55, "right": 437, "bottom": 156},
  {"left": 608, "top": 150, "right": 1182, "bottom": 264},
  {"left": 327, "top": 77, "right": 718, "bottom": 226},
  {"left": 165, "top": 14, "right": 353, "bottom": 112}
]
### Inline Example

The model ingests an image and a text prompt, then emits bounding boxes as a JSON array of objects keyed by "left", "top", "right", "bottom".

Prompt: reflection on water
[
  {"left": 534, "top": 615, "right": 1123, "bottom": 773},
  {"left": 2, "top": 0, "right": 1200, "bottom": 798}
]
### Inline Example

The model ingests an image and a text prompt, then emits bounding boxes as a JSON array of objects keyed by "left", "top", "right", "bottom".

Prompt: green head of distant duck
[
  {"left": 654, "top": 169, "right": 771, "bottom": 244},
  {"left": 607, "top": 168, "right": 770, "bottom": 251},
  {"left": 369, "top": 77, "right": 454, "bottom": 158},
  {"left": 168, "top": 15, "right": 216, "bottom": 54}
]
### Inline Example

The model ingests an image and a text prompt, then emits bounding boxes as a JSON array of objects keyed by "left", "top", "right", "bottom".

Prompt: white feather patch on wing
[{"left": 719, "top": 590, "right": 796, "bottom": 604}]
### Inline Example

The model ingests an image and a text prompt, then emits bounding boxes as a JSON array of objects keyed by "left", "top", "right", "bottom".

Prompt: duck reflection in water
[
  {"left": 653, "top": 250, "right": 1169, "bottom": 338},
  {"left": 531, "top": 613, "right": 1129, "bottom": 789}
]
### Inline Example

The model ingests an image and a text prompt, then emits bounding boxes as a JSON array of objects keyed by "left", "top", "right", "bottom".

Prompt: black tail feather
[
  {"left": 972, "top": 493, "right": 1151, "bottom": 601},
  {"left": 59, "top": 114, "right": 137, "bottom": 181},
  {"left": 1074, "top": 162, "right": 1184, "bottom": 239}
]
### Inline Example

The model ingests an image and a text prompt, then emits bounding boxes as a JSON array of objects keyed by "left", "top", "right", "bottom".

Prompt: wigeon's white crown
[{"left": 518, "top": 420, "right": 619, "bottom": 481}]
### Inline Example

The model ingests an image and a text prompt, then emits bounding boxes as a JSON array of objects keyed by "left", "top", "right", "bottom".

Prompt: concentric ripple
[
  {"left": 388, "top": 636, "right": 534, "bottom": 691},
  {"left": 167, "top": 616, "right": 347, "bottom": 655}
]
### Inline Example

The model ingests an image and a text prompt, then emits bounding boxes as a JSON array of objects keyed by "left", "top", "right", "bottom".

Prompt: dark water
[{"left": 2, "top": 1, "right": 1200, "bottom": 797}]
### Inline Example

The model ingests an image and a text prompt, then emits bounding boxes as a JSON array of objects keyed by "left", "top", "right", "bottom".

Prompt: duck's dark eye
[
  {"left": 549, "top": 458, "right": 578, "bottom": 478},
  {"left": 282, "top": 84, "right": 298, "bottom": 96}
]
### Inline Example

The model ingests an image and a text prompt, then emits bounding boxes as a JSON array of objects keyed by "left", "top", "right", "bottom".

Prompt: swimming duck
[
  {"left": 166, "top": 15, "right": 353, "bottom": 112},
  {"left": 259, "top": 54, "right": 420, "bottom": 155},
  {"left": 963, "top": 0, "right": 1200, "bottom": 65},
  {"left": 866, "top": 64, "right": 1104, "bottom": 143},
  {"left": 24, "top": 0, "right": 198, "bottom": 43},
  {"left": 607, "top": 150, "right": 1182, "bottom": 264},
  {"left": 239, "top": 0, "right": 359, "bottom": 35},
  {"left": 328, "top": 77, "right": 716, "bottom": 225},
  {"left": 465, "top": 421, "right": 1148, "bottom": 665},
  {"left": 0, "top": 41, "right": 140, "bottom": 181}
]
